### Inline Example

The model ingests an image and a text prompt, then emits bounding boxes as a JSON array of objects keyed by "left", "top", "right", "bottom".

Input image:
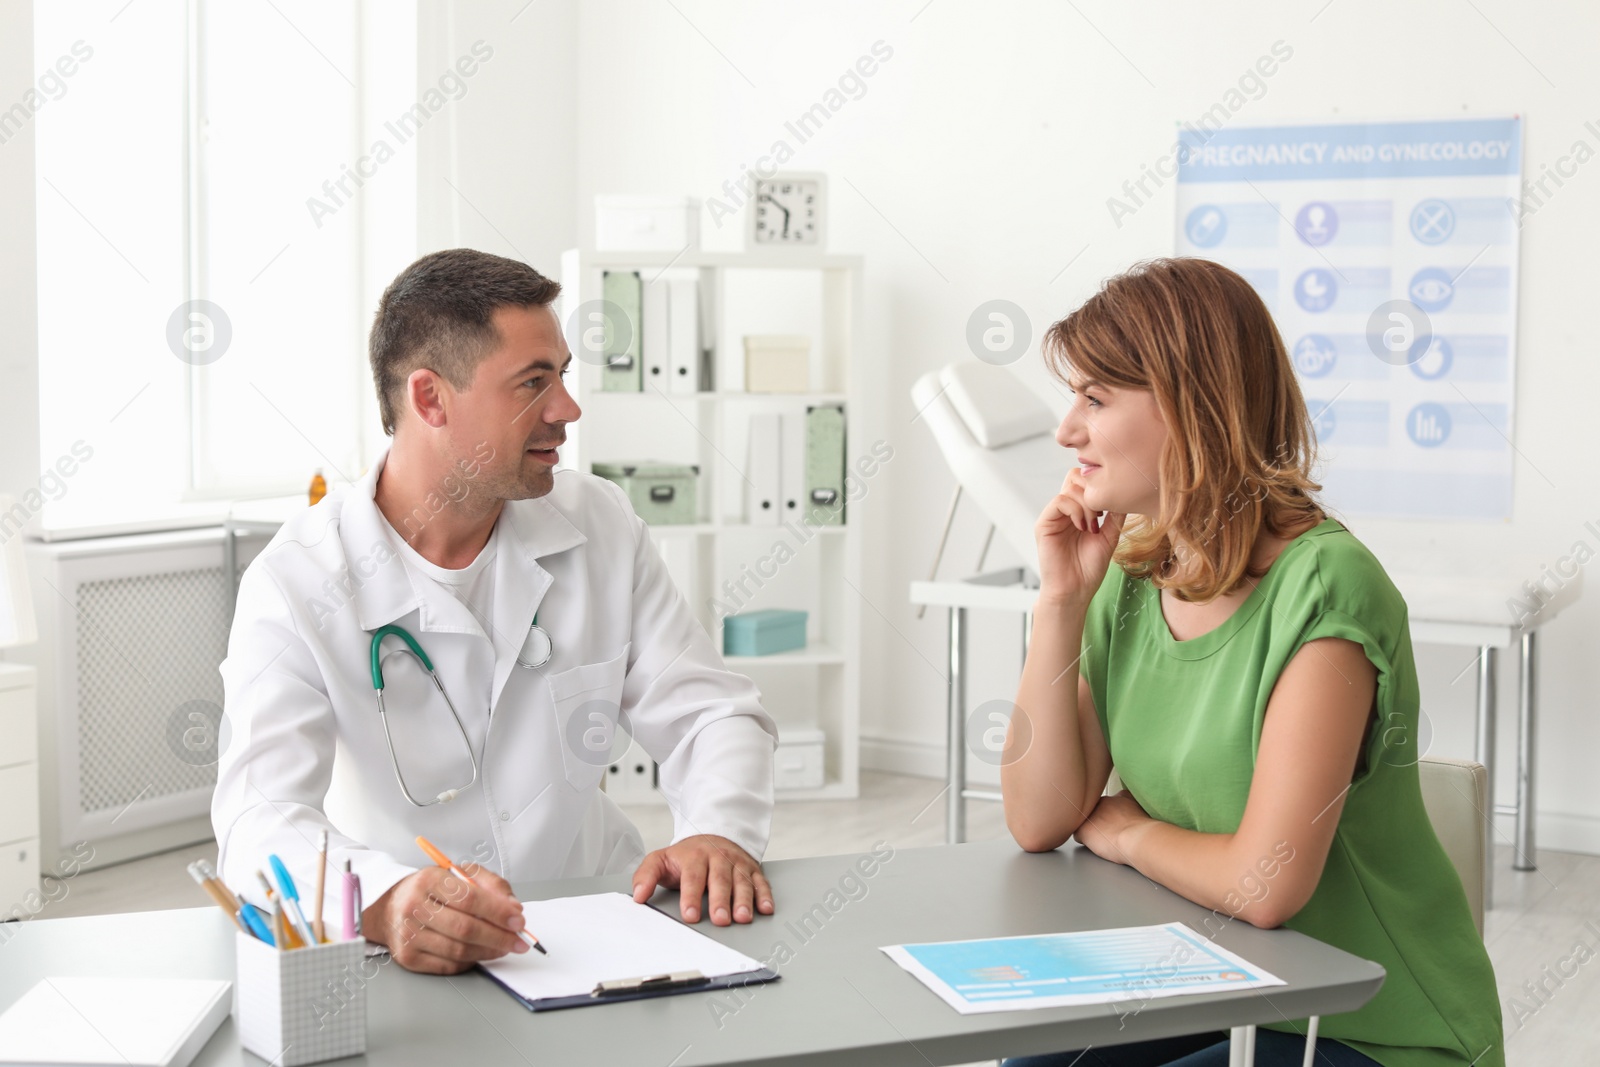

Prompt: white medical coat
[{"left": 212, "top": 447, "right": 777, "bottom": 913}]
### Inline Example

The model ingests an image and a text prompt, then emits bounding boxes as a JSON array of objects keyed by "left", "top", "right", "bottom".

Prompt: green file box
[
  {"left": 592, "top": 461, "right": 699, "bottom": 524},
  {"left": 723, "top": 609, "right": 808, "bottom": 657},
  {"left": 804, "top": 404, "right": 846, "bottom": 525},
  {"left": 601, "top": 270, "right": 643, "bottom": 392}
]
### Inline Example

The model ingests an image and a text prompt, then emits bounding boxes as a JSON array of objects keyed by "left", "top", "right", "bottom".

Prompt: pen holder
[{"left": 235, "top": 931, "right": 369, "bottom": 1066}]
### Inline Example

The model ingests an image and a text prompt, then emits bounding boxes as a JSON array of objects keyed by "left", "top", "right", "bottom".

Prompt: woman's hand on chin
[{"left": 1035, "top": 468, "right": 1126, "bottom": 607}]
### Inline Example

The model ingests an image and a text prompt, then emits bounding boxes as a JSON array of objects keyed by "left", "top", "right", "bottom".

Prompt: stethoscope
[{"left": 369, "top": 615, "right": 554, "bottom": 807}]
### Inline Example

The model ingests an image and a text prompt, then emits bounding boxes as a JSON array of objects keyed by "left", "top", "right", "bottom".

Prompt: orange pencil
[
  {"left": 415, "top": 835, "right": 545, "bottom": 955},
  {"left": 186, "top": 861, "right": 247, "bottom": 933}
]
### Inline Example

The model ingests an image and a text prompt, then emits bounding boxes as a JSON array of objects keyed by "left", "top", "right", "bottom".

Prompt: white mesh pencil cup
[{"left": 235, "top": 931, "right": 369, "bottom": 1066}]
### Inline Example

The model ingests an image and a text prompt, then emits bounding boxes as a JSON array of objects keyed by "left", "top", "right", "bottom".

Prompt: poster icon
[
  {"left": 1294, "top": 202, "right": 1339, "bottom": 246},
  {"left": 1409, "top": 199, "right": 1455, "bottom": 244},
  {"left": 1185, "top": 205, "right": 1228, "bottom": 248},
  {"left": 1311, "top": 401, "right": 1337, "bottom": 441},
  {"left": 1406, "top": 402, "right": 1452, "bottom": 447},
  {"left": 1409, "top": 336, "right": 1453, "bottom": 380},
  {"left": 1292, "top": 334, "right": 1337, "bottom": 378},
  {"left": 1294, "top": 269, "right": 1338, "bottom": 312},
  {"left": 1409, "top": 267, "right": 1455, "bottom": 312}
]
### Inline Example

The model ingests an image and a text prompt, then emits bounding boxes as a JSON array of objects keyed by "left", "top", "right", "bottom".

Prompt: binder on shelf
[
  {"left": 600, "top": 270, "right": 642, "bottom": 392},
  {"left": 697, "top": 274, "right": 716, "bottom": 392},
  {"left": 667, "top": 271, "right": 702, "bottom": 394},
  {"left": 779, "top": 412, "right": 805, "bottom": 518},
  {"left": 804, "top": 405, "right": 846, "bottom": 525},
  {"left": 641, "top": 275, "right": 670, "bottom": 389},
  {"left": 746, "top": 412, "right": 782, "bottom": 526}
]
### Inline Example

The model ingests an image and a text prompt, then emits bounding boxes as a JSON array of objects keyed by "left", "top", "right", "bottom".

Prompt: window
[
  {"left": 34, "top": 0, "right": 414, "bottom": 522},
  {"left": 34, "top": 1, "right": 188, "bottom": 517}
]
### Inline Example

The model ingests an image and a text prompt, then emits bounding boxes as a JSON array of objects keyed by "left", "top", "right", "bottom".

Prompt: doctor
[{"left": 214, "top": 248, "right": 779, "bottom": 974}]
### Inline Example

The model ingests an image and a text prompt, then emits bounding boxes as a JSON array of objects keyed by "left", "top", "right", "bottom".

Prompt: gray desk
[{"left": 0, "top": 840, "right": 1382, "bottom": 1066}]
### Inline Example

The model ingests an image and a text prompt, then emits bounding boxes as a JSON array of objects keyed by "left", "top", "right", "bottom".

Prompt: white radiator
[{"left": 18, "top": 526, "right": 267, "bottom": 871}]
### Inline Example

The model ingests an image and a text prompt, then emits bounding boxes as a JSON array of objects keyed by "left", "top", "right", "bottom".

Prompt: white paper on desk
[
  {"left": 479, "top": 892, "right": 765, "bottom": 1003},
  {"left": 0, "top": 976, "right": 231, "bottom": 1067}
]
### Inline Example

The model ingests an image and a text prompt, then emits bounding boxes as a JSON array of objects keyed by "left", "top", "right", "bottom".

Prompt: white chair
[
  {"left": 1415, "top": 755, "right": 1489, "bottom": 937},
  {"left": 1162, "top": 753, "right": 1486, "bottom": 1066}
]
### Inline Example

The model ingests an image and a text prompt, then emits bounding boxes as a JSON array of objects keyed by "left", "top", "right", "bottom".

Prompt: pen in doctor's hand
[{"left": 415, "top": 835, "right": 546, "bottom": 955}]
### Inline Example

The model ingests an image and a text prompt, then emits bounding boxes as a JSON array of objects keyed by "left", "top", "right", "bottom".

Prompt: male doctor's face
[{"left": 451, "top": 303, "right": 580, "bottom": 502}]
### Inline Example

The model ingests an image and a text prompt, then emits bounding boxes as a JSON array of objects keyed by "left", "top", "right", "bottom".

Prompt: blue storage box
[{"left": 723, "top": 609, "right": 808, "bottom": 657}]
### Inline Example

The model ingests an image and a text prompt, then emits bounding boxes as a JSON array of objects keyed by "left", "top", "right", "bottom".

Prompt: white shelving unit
[
  {"left": 560, "top": 248, "right": 864, "bottom": 801},
  {"left": 0, "top": 663, "right": 40, "bottom": 907}
]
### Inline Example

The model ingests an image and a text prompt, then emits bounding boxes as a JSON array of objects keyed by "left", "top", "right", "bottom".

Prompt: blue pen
[
  {"left": 239, "top": 902, "right": 276, "bottom": 946},
  {"left": 269, "top": 854, "right": 317, "bottom": 947}
]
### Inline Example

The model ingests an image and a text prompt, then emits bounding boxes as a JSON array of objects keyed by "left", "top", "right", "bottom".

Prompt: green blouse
[{"left": 1081, "top": 518, "right": 1502, "bottom": 1067}]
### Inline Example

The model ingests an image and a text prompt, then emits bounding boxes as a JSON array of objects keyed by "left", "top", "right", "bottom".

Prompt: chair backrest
[
  {"left": 1101, "top": 755, "right": 1486, "bottom": 937},
  {"left": 1416, "top": 755, "right": 1487, "bottom": 937}
]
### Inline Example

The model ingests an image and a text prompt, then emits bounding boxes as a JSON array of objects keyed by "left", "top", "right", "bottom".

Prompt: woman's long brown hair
[{"left": 1042, "top": 257, "right": 1326, "bottom": 603}]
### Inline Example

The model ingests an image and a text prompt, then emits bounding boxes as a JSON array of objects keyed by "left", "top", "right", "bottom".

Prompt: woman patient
[{"left": 1000, "top": 258, "right": 1501, "bottom": 1067}]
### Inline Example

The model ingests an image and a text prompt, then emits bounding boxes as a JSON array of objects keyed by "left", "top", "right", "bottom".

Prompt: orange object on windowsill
[{"left": 309, "top": 469, "right": 327, "bottom": 506}]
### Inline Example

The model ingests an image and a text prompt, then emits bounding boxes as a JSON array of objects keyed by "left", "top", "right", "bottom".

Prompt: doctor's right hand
[
  {"left": 363, "top": 866, "right": 530, "bottom": 975},
  {"left": 1035, "top": 468, "right": 1125, "bottom": 609}
]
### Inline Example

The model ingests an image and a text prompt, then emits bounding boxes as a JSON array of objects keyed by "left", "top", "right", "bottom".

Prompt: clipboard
[
  {"left": 481, "top": 959, "right": 780, "bottom": 1013},
  {"left": 477, "top": 893, "right": 780, "bottom": 1012}
]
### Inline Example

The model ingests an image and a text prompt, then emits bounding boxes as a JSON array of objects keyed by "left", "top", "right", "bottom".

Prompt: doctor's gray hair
[{"left": 369, "top": 249, "right": 562, "bottom": 435}]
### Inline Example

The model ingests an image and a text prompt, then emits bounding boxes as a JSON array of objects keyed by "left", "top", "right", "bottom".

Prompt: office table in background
[{"left": 0, "top": 839, "right": 1382, "bottom": 1066}]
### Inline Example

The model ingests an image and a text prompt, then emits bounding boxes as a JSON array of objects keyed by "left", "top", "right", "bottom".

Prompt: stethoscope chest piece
[{"left": 517, "top": 622, "right": 553, "bottom": 670}]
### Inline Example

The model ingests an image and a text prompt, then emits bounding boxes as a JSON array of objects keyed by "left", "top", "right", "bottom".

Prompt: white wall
[
  {"left": 439, "top": 0, "right": 1600, "bottom": 849},
  {"left": 0, "top": 0, "right": 40, "bottom": 502},
  {"left": 415, "top": 0, "right": 578, "bottom": 274}
]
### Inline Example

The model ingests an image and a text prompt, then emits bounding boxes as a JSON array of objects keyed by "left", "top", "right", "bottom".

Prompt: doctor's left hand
[{"left": 632, "top": 835, "right": 775, "bottom": 925}]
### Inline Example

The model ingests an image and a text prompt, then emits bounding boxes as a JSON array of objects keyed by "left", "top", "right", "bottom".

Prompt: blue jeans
[{"left": 1003, "top": 1027, "right": 1383, "bottom": 1067}]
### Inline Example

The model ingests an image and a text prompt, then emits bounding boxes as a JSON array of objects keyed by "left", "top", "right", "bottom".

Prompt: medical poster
[
  {"left": 881, "top": 923, "right": 1284, "bottom": 1014},
  {"left": 1174, "top": 117, "right": 1522, "bottom": 520}
]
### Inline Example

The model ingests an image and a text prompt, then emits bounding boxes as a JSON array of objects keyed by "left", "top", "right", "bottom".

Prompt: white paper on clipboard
[{"left": 479, "top": 892, "right": 765, "bottom": 1004}]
